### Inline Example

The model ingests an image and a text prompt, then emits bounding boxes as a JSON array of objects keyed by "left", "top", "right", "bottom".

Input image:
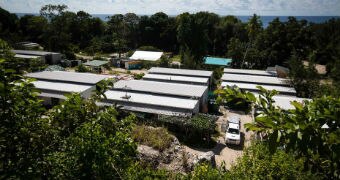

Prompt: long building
[
  {"left": 26, "top": 71, "right": 114, "bottom": 106},
  {"left": 221, "top": 73, "right": 289, "bottom": 86},
  {"left": 223, "top": 68, "right": 277, "bottom": 77},
  {"left": 113, "top": 80, "right": 208, "bottom": 111},
  {"left": 148, "top": 67, "right": 213, "bottom": 78},
  {"left": 12, "top": 50, "right": 62, "bottom": 65},
  {"left": 26, "top": 71, "right": 113, "bottom": 85},
  {"left": 143, "top": 73, "right": 209, "bottom": 86},
  {"left": 221, "top": 82, "right": 296, "bottom": 96},
  {"left": 102, "top": 90, "right": 200, "bottom": 116},
  {"left": 253, "top": 93, "right": 310, "bottom": 110}
]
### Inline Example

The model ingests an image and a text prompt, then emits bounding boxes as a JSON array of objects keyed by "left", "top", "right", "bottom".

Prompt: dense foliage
[
  {"left": 215, "top": 86, "right": 256, "bottom": 113},
  {"left": 0, "top": 40, "right": 137, "bottom": 179},
  {"left": 245, "top": 86, "right": 340, "bottom": 179}
]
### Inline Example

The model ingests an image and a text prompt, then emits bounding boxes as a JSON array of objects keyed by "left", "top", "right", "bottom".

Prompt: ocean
[{"left": 16, "top": 13, "right": 339, "bottom": 28}]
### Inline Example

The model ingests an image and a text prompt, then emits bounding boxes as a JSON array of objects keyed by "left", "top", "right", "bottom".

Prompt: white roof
[
  {"left": 32, "top": 81, "right": 92, "bottom": 93},
  {"left": 222, "top": 74, "right": 288, "bottom": 86},
  {"left": 224, "top": 68, "right": 276, "bottom": 76},
  {"left": 143, "top": 74, "right": 209, "bottom": 85},
  {"left": 254, "top": 93, "right": 310, "bottom": 110},
  {"left": 130, "top": 51, "right": 163, "bottom": 61},
  {"left": 149, "top": 67, "right": 213, "bottom": 77},
  {"left": 26, "top": 71, "right": 114, "bottom": 85},
  {"left": 221, "top": 82, "right": 296, "bottom": 95},
  {"left": 114, "top": 80, "right": 207, "bottom": 98},
  {"left": 15, "top": 54, "right": 41, "bottom": 59},
  {"left": 98, "top": 102, "right": 192, "bottom": 116},
  {"left": 104, "top": 90, "right": 199, "bottom": 110}
]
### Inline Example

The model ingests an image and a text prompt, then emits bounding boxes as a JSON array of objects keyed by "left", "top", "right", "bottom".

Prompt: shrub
[
  {"left": 76, "top": 64, "right": 90, "bottom": 72},
  {"left": 229, "top": 142, "right": 315, "bottom": 179},
  {"left": 133, "top": 73, "right": 144, "bottom": 80},
  {"left": 132, "top": 125, "right": 174, "bottom": 151},
  {"left": 157, "top": 114, "right": 218, "bottom": 148},
  {"left": 214, "top": 86, "right": 256, "bottom": 113}
]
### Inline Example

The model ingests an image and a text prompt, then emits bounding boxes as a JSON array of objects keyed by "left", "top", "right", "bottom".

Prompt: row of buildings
[
  {"left": 26, "top": 67, "right": 213, "bottom": 116},
  {"left": 221, "top": 67, "right": 308, "bottom": 110},
  {"left": 25, "top": 63, "right": 307, "bottom": 116}
]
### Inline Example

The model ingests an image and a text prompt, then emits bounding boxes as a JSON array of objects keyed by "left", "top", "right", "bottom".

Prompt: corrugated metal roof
[
  {"left": 26, "top": 71, "right": 113, "bottom": 85},
  {"left": 12, "top": 50, "right": 58, "bottom": 56},
  {"left": 83, "top": 60, "right": 109, "bottom": 67},
  {"left": 114, "top": 80, "right": 207, "bottom": 98},
  {"left": 253, "top": 93, "right": 310, "bottom": 110},
  {"left": 222, "top": 73, "right": 288, "bottom": 86},
  {"left": 204, "top": 57, "right": 232, "bottom": 66},
  {"left": 148, "top": 67, "right": 213, "bottom": 77},
  {"left": 224, "top": 68, "right": 276, "bottom": 76},
  {"left": 32, "top": 80, "right": 92, "bottom": 93},
  {"left": 98, "top": 102, "right": 192, "bottom": 116},
  {"left": 14, "top": 54, "right": 41, "bottom": 59},
  {"left": 104, "top": 90, "right": 199, "bottom": 110},
  {"left": 221, "top": 82, "right": 296, "bottom": 95},
  {"left": 143, "top": 74, "right": 209, "bottom": 84},
  {"left": 130, "top": 51, "right": 163, "bottom": 61}
]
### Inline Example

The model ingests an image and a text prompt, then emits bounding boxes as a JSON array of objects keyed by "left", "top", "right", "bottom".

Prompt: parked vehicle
[{"left": 225, "top": 116, "right": 241, "bottom": 145}]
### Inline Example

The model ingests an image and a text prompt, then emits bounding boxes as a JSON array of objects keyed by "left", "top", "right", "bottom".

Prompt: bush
[
  {"left": 229, "top": 142, "right": 315, "bottom": 179},
  {"left": 76, "top": 64, "right": 90, "bottom": 72},
  {"left": 214, "top": 86, "right": 256, "bottom": 113},
  {"left": 133, "top": 73, "right": 145, "bottom": 80},
  {"left": 157, "top": 114, "right": 218, "bottom": 148},
  {"left": 132, "top": 125, "right": 174, "bottom": 151}
]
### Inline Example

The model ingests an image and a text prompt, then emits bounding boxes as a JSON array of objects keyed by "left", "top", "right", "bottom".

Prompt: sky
[{"left": 1, "top": 0, "right": 340, "bottom": 16}]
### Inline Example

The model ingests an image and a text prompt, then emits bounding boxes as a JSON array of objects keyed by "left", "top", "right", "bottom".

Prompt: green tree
[{"left": 245, "top": 87, "right": 340, "bottom": 179}]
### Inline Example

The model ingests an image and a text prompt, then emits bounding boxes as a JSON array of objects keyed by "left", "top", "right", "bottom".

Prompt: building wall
[{"left": 103, "top": 99, "right": 199, "bottom": 115}]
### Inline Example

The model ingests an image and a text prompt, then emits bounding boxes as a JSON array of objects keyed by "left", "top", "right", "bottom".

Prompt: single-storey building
[
  {"left": 31, "top": 80, "right": 94, "bottom": 106},
  {"left": 221, "top": 73, "right": 289, "bottom": 87},
  {"left": 83, "top": 60, "right": 109, "bottom": 72},
  {"left": 253, "top": 93, "right": 310, "bottom": 110},
  {"left": 101, "top": 90, "right": 200, "bottom": 116},
  {"left": 26, "top": 71, "right": 114, "bottom": 86},
  {"left": 113, "top": 80, "right": 209, "bottom": 112},
  {"left": 26, "top": 71, "right": 114, "bottom": 106},
  {"left": 143, "top": 74, "right": 210, "bottom": 86},
  {"left": 12, "top": 50, "right": 61, "bottom": 65},
  {"left": 221, "top": 82, "right": 296, "bottom": 96},
  {"left": 223, "top": 68, "right": 277, "bottom": 77},
  {"left": 148, "top": 67, "right": 213, "bottom": 86}
]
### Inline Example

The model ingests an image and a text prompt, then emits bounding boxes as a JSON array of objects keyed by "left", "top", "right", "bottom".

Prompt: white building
[
  {"left": 113, "top": 80, "right": 209, "bottom": 111},
  {"left": 26, "top": 71, "right": 114, "bottom": 106}
]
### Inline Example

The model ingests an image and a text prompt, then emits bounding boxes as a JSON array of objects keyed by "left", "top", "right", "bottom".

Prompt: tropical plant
[
  {"left": 214, "top": 86, "right": 256, "bottom": 113},
  {"left": 245, "top": 87, "right": 340, "bottom": 179}
]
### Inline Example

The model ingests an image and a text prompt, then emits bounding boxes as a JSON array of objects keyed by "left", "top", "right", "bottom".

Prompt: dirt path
[{"left": 184, "top": 109, "right": 254, "bottom": 169}]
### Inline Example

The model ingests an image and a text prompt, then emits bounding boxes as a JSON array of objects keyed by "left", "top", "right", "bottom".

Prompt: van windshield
[{"left": 228, "top": 128, "right": 239, "bottom": 134}]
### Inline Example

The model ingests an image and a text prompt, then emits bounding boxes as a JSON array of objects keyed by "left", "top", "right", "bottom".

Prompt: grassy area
[{"left": 132, "top": 125, "right": 174, "bottom": 151}]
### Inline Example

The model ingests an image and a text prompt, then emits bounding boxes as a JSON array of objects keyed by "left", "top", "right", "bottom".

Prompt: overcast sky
[{"left": 1, "top": 0, "right": 340, "bottom": 16}]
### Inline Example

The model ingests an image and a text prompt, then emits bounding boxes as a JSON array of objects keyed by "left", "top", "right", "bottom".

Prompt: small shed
[
  {"left": 83, "top": 60, "right": 109, "bottom": 72},
  {"left": 204, "top": 57, "right": 232, "bottom": 66}
]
